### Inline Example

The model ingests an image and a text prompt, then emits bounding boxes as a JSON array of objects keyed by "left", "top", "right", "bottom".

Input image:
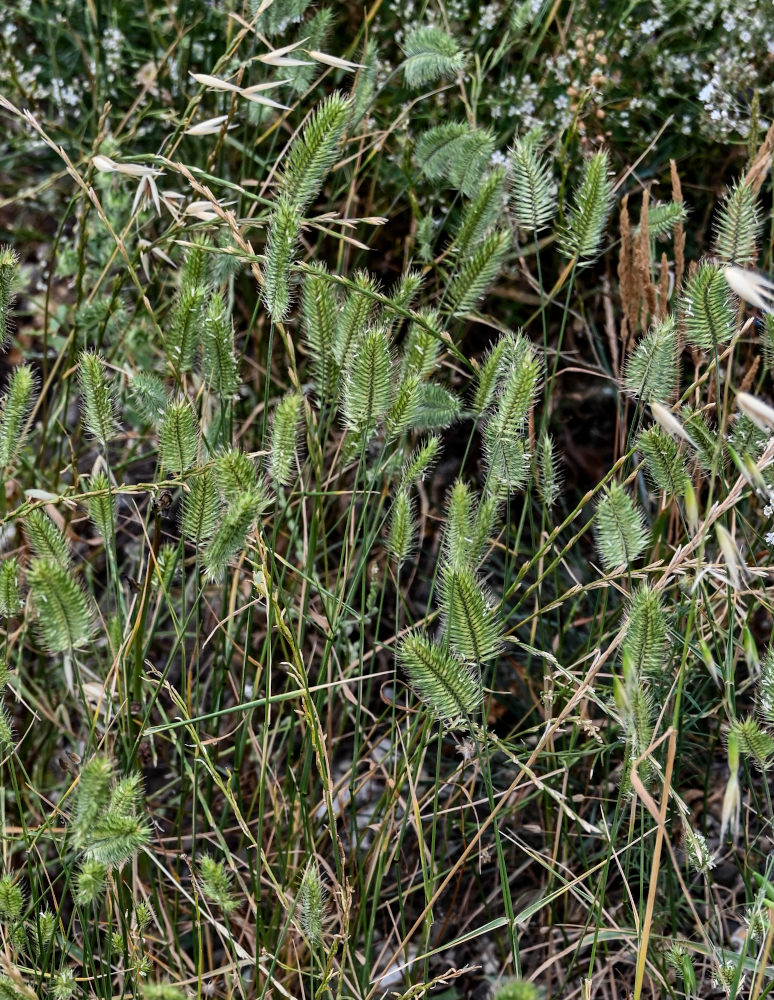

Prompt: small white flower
[{"left": 698, "top": 81, "right": 715, "bottom": 103}]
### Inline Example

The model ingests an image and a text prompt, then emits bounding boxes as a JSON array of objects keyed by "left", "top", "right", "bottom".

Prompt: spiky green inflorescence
[
  {"left": 615, "top": 645, "right": 657, "bottom": 788},
  {"left": 486, "top": 340, "right": 542, "bottom": 441},
  {"left": 624, "top": 315, "right": 679, "bottom": 402},
  {"left": 83, "top": 810, "right": 151, "bottom": 867},
  {"left": 622, "top": 583, "right": 669, "bottom": 674},
  {"left": 680, "top": 405, "right": 718, "bottom": 470},
  {"left": 198, "top": 855, "right": 238, "bottom": 913},
  {"left": 730, "top": 717, "right": 774, "bottom": 769},
  {"left": 400, "top": 435, "right": 441, "bottom": 487},
  {"left": 27, "top": 558, "right": 92, "bottom": 654},
  {"left": 444, "top": 480, "right": 474, "bottom": 571},
  {"left": 142, "top": 985, "right": 186, "bottom": 1000},
  {"left": 0, "top": 558, "right": 21, "bottom": 618},
  {"left": 299, "top": 860, "right": 326, "bottom": 945},
  {"left": 559, "top": 151, "right": 613, "bottom": 264},
  {"left": 151, "top": 544, "right": 178, "bottom": 592},
  {"left": 104, "top": 772, "right": 144, "bottom": 822},
  {"left": 136, "top": 901, "right": 153, "bottom": 930},
  {"left": 0, "top": 707, "right": 11, "bottom": 754},
  {"left": 402, "top": 26, "right": 465, "bottom": 88},
  {"left": 452, "top": 168, "right": 507, "bottom": 257},
  {"left": 633, "top": 200, "right": 688, "bottom": 240},
  {"left": 412, "top": 383, "right": 460, "bottom": 430},
  {"left": 302, "top": 266, "right": 339, "bottom": 401},
  {"left": 683, "top": 824, "right": 715, "bottom": 874},
  {"left": 387, "top": 489, "right": 415, "bottom": 567},
  {"left": 472, "top": 336, "right": 511, "bottom": 415},
  {"left": 400, "top": 310, "right": 442, "bottom": 380},
  {"left": 130, "top": 372, "right": 168, "bottom": 426},
  {"left": 181, "top": 233, "right": 209, "bottom": 287},
  {"left": 214, "top": 447, "right": 259, "bottom": 500},
  {"left": 352, "top": 38, "right": 377, "bottom": 124},
  {"left": 202, "top": 292, "right": 239, "bottom": 396},
  {"left": 49, "top": 968, "right": 78, "bottom": 1000},
  {"left": 31, "top": 908, "right": 56, "bottom": 957},
  {"left": 448, "top": 228, "right": 510, "bottom": 315},
  {"left": 761, "top": 314, "right": 774, "bottom": 374},
  {"left": 263, "top": 196, "right": 302, "bottom": 322},
  {"left": 398, "top": 630, "right": 483, "bottom": 728},
  {"left": 385, "top": 270, "right": 424, "bottom": 326},
  {"left": 415, "top": 122, "right": 495, "bottom": 197},
  {"left": 0, "top": 718, "right": 10, "bottom": 761},
  {"left": 341, "top": 327, "right": 393, "bottom": 435},
  {"left": 75, "top": 859, "right": 107, "bottom": 906},
  {"left": 484, "top": 433, "right": 529, "bottom": 496},
  {"left": 335, "top": 270, "right": 376, "bottom": 367},
  {"left": 594, "top": 483, "right": 649, "bottom": 570},
  {"left": 0, "top": 364, "right": 35, "bottom": 470},
  {"left": 270, "top": 391, "right": 304, "bottom": 486},
  {"left": 536, "top": 432, "right": 561, "bottom": 508},
  {"left": 254, "top": 0, "right": 313, "bottom": 36},
  {"left": 159, "top": 399, "right": 198, "bottom": 474},
  {"left": 0, "top": 246, "right": 19, "bottom": 349},
  {"left": 24, "top": 509, "right": 70, "bottom": 567},
  {"left": 70, "top": 757, "right": 150, "bottom": 867},
  {"left": 279, "top": 92, "right": 351, "bottom": 211},
  {"left": 510, "top": 134, "right": 556, "bottom": 234},
  {"left": 492, "top": 980, "right": 542, "bottom": 1000},
  {"left": 665, "top": 943, "right": 697, "bottom": 997},
  {"left": 637, "top": 426, "right": 689, "bottom": 497},
  {"left": 69, "top": 755, "right": 113, "bottom": 847},
  {"left": 386, "top": 373, "right": 421, "bottom": 437},
  {"left": 78, "top": 350, "right": 119, "bottom": 443},
  {"left": 626, "top": 683, "right": 655, "bottom": 779},
  {"left": 203, "top": 487, "right": 269, "bottom": 582},
  {"left": 470, "top": 494, "right": 499, "bottom": 566},
  {"left": 730, "top": 412, "right": 767, "bottom": 457},
  {"left": 681, "top": 263, "right": 735, "bottom": 352},
  {"left": 0, "top": 874, "right": 23, "bottom": 921},
  {"left": 165, "top": 238, "right": 208, "bottom": 371},
  {"left": 760, "top": 645, "right": 774, "bottom": 723},
  {"left": 440, "top": 566, "right": 503, "bottom": 662},
  {"left": 87, "top": 471, "right": 116, "bottom": 540},
  {"left": 181, "top": 470, "right": 220, "bottom": 543},
  {"left": 713, "top": 180, "right": 760, "bottom": 267},
  {"left": 166, "top": 285, "right": 205, "bottom": 374}
]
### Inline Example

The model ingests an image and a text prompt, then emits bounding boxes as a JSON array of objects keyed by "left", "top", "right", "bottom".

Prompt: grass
[{"left": 1, "top": 2, "right": 774, "bottom": 1000}]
